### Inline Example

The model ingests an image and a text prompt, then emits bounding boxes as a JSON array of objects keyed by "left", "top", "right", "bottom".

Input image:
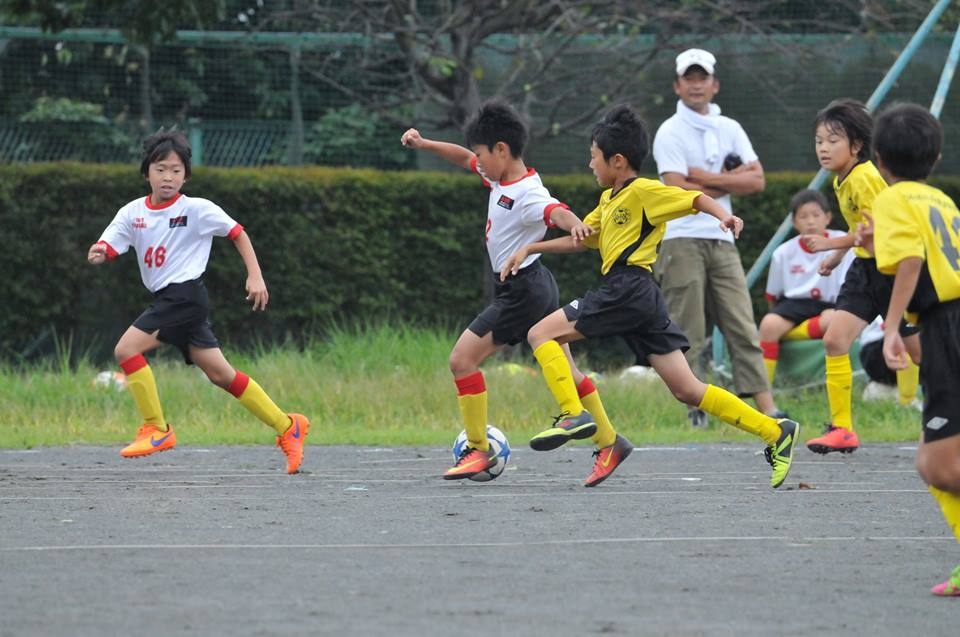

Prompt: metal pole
[{"left": 931, "top": 23, "right": 960, "bottom": 119}]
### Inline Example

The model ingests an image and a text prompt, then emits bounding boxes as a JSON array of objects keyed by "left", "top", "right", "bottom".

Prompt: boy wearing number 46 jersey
[
  {"left": 88, "top": 129, "right": 310, "bottom": 473},
  {"left": 866, "top": 103, "right": 960, "bottom": 596}
]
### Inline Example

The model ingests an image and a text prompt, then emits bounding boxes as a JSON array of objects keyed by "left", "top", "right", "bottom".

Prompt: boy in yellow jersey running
[
  {"left": 87, "top": 129, "right": 309, "bottom": 473},
  {"left": 801, "top": 99, "right": 921, "bottom": 454},
  {"left": 402, "top": 100, "right": 633, "bottom": 487},
  {"left": 502, "top": 105, "right": 800, "bottom": 489},
  {"left": 867, "top": 103, "right": 960, "bottom": 597}
]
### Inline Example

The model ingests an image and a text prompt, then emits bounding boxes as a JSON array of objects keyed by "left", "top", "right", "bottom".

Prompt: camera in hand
[{"left": 723, "top": 153, "right": 742, "bottom": 171}]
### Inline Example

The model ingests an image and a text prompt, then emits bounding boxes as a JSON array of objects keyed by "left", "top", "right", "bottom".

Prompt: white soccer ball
[
  {"left": 92, "top": 370, "right": 127, "bottom": 391},
  {"left": 451, "top": 425, "right": 511, "bottom": 482}
]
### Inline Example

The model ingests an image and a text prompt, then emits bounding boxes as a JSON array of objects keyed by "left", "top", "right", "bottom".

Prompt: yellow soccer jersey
[
  {"left": 834, "top": 160, "right": 888, "bottom": 259},
  {"left": 582, "top": 177, "right": 700, "bottom": 274},
  {"left": 874, "top": 181, "right": 960, "bottom": 317}
]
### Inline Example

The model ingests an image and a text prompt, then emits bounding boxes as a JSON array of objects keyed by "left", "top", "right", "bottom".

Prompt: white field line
[{"left": 1, "top": 535, "right": 954, "bottom": 553}]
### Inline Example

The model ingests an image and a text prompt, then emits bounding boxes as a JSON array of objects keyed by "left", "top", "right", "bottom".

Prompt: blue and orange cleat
[
  {"left": 443, "top": 446, "right": 496, "bottom": 480},
  {"left": 120, "top": 423, "right": 176, "bottom": 458},
  {"left": 277, "top": 413, "right": 310, "bottom": 474},
  {"left": 584, "top": 433, "right": 634, "bottom": 487}
]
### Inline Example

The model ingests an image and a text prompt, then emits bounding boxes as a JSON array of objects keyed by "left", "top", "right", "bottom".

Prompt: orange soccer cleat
[
  {"left": 806, "top": 423, "right": 859, "bottom": 454},
  {"left": 120, "top": 423, "right": 177, "bottom": 458},
  {"left": 277, "top": 413, "right": 310, "bottom": 474},
  {"left": 584, "top": 434, "right": 634, "bottom": 487},
  {"left": 443, "top": 446, "right": 497, "bottom": 480}
]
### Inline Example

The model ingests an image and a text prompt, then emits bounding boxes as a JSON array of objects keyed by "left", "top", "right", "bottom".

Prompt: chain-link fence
[{"left": 1, "top": 26, "right": 958, "bottom": 174}]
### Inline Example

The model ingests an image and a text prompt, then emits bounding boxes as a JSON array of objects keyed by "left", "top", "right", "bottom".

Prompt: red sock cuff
[
  {"left": 760, "top": 341, "right": 780, "bottom": 360},
  {"left": 119, "top": 354, "right": 148, "bottom": 375},
  {"left": 454, "top": 371, "right": 486, "bottom": 396},
  {"left": 577, "top": 376, "right": 597, "bottom": 398},
  {"left": 227, "top": 370, "right": 250, "bottom": 397},
  {"left": 807, "top": 316, "right": 825, "bottom": 339}
]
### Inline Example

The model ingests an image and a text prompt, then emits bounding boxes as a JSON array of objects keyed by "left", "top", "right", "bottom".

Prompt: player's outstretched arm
[
  {"left": 400, "top": 128, "right": 474, "bottom": 171},
  {"left": 662, "top": 170, "right": 726, "bottom": 199},
  {"left": 232, "top": 231, "right": 269, "bottom": 311},
  {"left": 801, "top": 232, "right": 854, "bottom": 253},
  {"left": 499, "top": 236, "right": 585, "bottom": 281},
  {"left": 548, "top": 207, "right": 594, "bottom": 244},
  {"left": 692, "top": 193, "right": 742, "bottom": 239}
]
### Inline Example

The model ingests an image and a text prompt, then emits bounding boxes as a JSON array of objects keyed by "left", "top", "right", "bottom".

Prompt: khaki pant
[{"left": 654, "top": 237, "right": 770, "bottom": 397}]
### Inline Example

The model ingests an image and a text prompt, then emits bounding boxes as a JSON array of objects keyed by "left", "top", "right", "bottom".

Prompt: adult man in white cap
[{"left": 652, "top": 48, "right": 784, "bottom": 426}]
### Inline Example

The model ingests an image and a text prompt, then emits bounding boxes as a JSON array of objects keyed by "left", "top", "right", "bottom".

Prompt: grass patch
[{"left": 0, "top": 324, "right": 923, "bottom": 449}]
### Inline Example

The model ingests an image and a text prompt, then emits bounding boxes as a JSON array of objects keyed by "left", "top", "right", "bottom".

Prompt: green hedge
[{"left": 3, "top": 163, "right": 958, "bottom": 367}]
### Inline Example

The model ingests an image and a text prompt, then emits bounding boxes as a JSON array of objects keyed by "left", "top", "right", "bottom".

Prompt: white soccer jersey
[
  {"left": 765, "top": 230, "right": 853, "bottom": 302},
  {"left": 471, "top": 156, "right": 565, "bottom": 272},
  {"left": 98, "top": 193, "right": 243, "bottom": 292}
]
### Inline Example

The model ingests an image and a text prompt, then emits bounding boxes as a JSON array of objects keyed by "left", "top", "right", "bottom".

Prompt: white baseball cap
[{"left": 675, "top": 48, "right": 716, "bottom": 76}]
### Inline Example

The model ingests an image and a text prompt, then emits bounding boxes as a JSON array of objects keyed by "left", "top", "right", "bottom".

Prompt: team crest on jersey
[
  {"left": 169, "top": 216, "right": 188, "bottom": 228},
  {"left": 497, "top": 195, "right": 515, "bottom": 210},
  {"left": 132, "top": 216, "right": 147, "bottom": 229},
  {"left": 613, "top": 206, "right": 630, "bottom": 225}
]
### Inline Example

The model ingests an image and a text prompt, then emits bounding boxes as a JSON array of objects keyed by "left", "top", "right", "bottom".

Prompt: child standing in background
[
  {"left": 759, "top": 189, "right": 853, "bottom": 385},
  {"left": 801, "top": 99, "right": 920, "bottom": 454},
  {"left": 88, "top": 129, "right": 310, "bottom": 473}
]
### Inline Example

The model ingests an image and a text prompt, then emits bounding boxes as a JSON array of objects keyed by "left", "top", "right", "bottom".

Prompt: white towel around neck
[{"left": 675, "top": 100, "right": 722, "bottom": 165}]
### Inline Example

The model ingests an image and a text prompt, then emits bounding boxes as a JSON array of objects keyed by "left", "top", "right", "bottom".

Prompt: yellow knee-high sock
[
  {"left": 533, "top": 341, "right": 583, "bottom": 416},
  {"left": 896, "top": 359, "right": 920, "bottom": 405},
  {"left": 760, "top": 341, "right": 779, "bottom": 385},
  {"left": 825, "top": 354, "right": 854, "bottom": 430},
  {"left": 455, "top": 371, "right": 489, "bottom": 451},
  {"left": 119, "top": 354, "right": 166, "bottom": 429},
  {"left": 578, "top": 377, "right": 616, "bottom": 448},
  {"left": 929, "top": 486, "right": 960, "bottom": 542},
  {"left": 227, "top": 371, "right": 290, "bottom": 434},
  {"left": 698, "top": 384, "right": 780, "bottom": 445}
]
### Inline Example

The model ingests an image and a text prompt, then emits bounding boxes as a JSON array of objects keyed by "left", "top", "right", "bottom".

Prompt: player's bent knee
[
  {"left": 822, "top": 333, "right": 851, "bottom": 356},
  {"left": 917, "top": 453, "right": 960, "bottom": 492}
]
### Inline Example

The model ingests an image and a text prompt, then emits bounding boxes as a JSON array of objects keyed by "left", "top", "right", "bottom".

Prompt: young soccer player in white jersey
[
  {"left": 867, "top": 103, "right": 960, "bottom": 596},
  {"left": 87, "top": 129, "right": 310, "bottom": 473},
  {"left": 759, "top": 189, "right": 854, "bottom": 384},
  {"left": 501, "top": 104, "right": 800, "bottom": 489},
  {"left": 401, "top": 100, "right": 634, "bottom": 487},
  {"left": 801, "top": 99, "right": 921, "bottom": 454}
]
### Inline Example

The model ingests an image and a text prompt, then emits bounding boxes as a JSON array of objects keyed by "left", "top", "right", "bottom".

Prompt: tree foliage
[
  {"left": 238, "top": 0, "right": 949, "bottom": 139},
  {"left": 1, "top": 0, "right": 952, "bottom": 151}
]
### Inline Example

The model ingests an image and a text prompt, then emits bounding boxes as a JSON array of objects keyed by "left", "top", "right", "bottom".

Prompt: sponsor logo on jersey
[
  {"left": 133, "top": 217, "right": 147, "bottom": 229},
  {"left": 169, "top": 216, "right": 188, "bottom": 228},
  {"left": 497, "top": 195, "right": 515, "bottom": 210},
  {"left": 790, "top": 264, "right": 805, "bottom": 273}
]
